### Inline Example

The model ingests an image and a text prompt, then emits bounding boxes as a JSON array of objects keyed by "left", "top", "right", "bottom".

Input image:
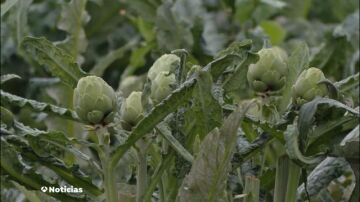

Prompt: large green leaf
[
  {"left": 298, "top": 97, "right": 359, "bottom": 139},
  {"left": 176, "top": 104, "right": 250, "bottom": 202},
  {"left": 57, "top": 0, "right": 89, "bottom": 62},
  {"left": 297, "top": 157, "right": 348, "bottom": 200},
  {"left": 183, "top": 70, "right": 223, "bottom": 141},
  {"left": 1, "top": 90, "right": 80, "bottom": 122},
  {"left": 0, "top": 139, "right": 86, "bottom": 202},
  {"left": 223, "top": 50, "right": 259, "bottom": 100},
  {"left": 336, "top": 125, "right": 359, "bottom": 158},
  {"left": 284, "top": 123, "right": 323, "bottom": 165},
  {"left": 13, "top": 121, "right": 101, "bottom": 171},
  {"left": 21, "top": 37, "right": 87, "bottom": 88}
]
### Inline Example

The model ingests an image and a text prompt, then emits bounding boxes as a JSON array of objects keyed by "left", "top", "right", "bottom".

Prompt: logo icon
[{"left": 41, "top": 186, "right": 48, "bottom": 192}]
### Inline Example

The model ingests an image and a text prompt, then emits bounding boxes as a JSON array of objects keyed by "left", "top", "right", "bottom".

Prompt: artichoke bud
[
  {"left": 247, "top": 47, "right": 288, "bottom": 92},
  {"left": 148, "top": 54, "right": 180, "bottom": 81},
  {"left": 120, "top": 91, "right": 144, "bottom": 128},
  {"left": 150, "top": 71, "right": 176, "bottom": 104},
  {"left": 73, "top": 76, "right": 116, "bottom": 125},
  {"left": 292, "top": 67, "right": 328, "bottom": 105}
]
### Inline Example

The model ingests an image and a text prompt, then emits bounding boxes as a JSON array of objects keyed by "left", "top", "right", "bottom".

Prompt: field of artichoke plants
[{"left": 0, "top": 0, "right": 359, "bottom": 202}]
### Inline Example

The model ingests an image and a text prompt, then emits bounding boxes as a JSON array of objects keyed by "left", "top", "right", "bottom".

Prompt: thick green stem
[
  {"left": 274, "top": 156, "right": 289, "bottom": 202},
  {"left": 102, "top": 161, "right": 117, "bottom": 202},
  {"left": 285, "top": 160, "right": 301, "bottom": 202},
  {"left": 97, "top": 127, "right": 117, "bottom": 202},
  {"left": 274, "top": 155, "right": 301, "bottom": 202},
  {"left": 136, "top": 139, "right": 148, "bottom": 202}
]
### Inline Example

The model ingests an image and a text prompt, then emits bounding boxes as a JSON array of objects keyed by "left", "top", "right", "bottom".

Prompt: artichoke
[
  {"left": 73, "top": 76, "right": 116, "bottom": 125},
  {"left": 150, "top": 71, "right": 176, "bottom": 104},
  {"left": 247, "top": 47, "right": 288, "bottom": 92},
  {"left": 147, "top": 54, "right": 180, "bottom": 81},
  {"left": 120, "top": 91, "right": 144, "bottom": 127},
  {"left": 292, "top": 67, "right": 328, "bottom": 105}
]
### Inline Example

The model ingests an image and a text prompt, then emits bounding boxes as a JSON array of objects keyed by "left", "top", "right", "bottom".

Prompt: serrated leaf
[
  {"left": 1, "top": 90, "right": 80, "bottom": 122},
  {"left": 21, "top": 37, "right": 87, "bottom": 88},
  {"left": 279, "top": 41, "right": 309, "bottom": 113},
  {"left": 57, "top": 0, "right": 89, "bottom": 63},
  {"left": 204, "top": 54, "right": 241, "bottom": 81},
  {"left": 176, "top": 104, "right": 250, "bottom": 202},
  {"left": 0, "top": 74, "right": 21, "bottom": 84},
  {"left": 183, "top": 70, "right": 222, "bottom": 141},
  {"left": 297, "top": 157, "right": 348, "bottom": 200},
  {"left": 13, "top": 121, "right": 101, "bottom": 171},
  {"left": 21, "top": 150, "right": 102, "bottom": 198},
  {"left": 0, "top": 139, "right": 86, "bottom": 202},
  {"left": 223, "top": 51, "right": 258, "bottom": 100}
]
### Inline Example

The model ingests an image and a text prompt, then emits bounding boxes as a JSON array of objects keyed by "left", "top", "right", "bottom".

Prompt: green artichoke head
[
  {"left": 150, "top": 71, "right": 176, "bottom": 104},
  {"left": 73, "top": 76, "right": 116, "bottom": 125},
  {"left": 292, "top": 67, "right": 328, "bottom": 105},
  {"left": 247, "top": 47, "right": 288, "bottom": 92},
  {"left": 148, "top": 54, "right": 180, "bottom": 81},
  {"left": 120, "top": 91, "right": 144, "bottom": 127}
]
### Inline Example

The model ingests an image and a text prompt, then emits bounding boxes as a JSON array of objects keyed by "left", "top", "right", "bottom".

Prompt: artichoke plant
[
  {"left": 292, "top": 67, "right": 329, "bottom": 105},
  {"left": 120, "top": 91, "right": 144, "bottom": 128},
  {"left": 247, "top": 47, "right": 288, "bottom": 92},
  {"left": 73, "top": 76, "right": 117, "bottom": 125},
  {"left": 150, "top": 71, "right": 176, "bottom": 104},
  {"left": 147, "top": 54, "right": 180, "bottom": 81}
]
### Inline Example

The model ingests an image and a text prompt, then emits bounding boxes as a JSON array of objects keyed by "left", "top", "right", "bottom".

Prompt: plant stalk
[
  {"left": 136, "top": 139, "right": 148, "bottom": 202},
  {"left": 97, "top": 127, "right": 117, "bottom": 202},
  {"left": 285, "top": 160, "right": 301, "bottom": 202}
]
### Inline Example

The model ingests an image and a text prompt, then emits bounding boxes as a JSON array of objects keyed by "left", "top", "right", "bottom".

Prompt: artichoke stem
[
  {"left": 136, "top": 138, "right": 148, "bottom": 202},
  {"left": 96, "top": 127, "right": 117, "bottom": 202}
]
